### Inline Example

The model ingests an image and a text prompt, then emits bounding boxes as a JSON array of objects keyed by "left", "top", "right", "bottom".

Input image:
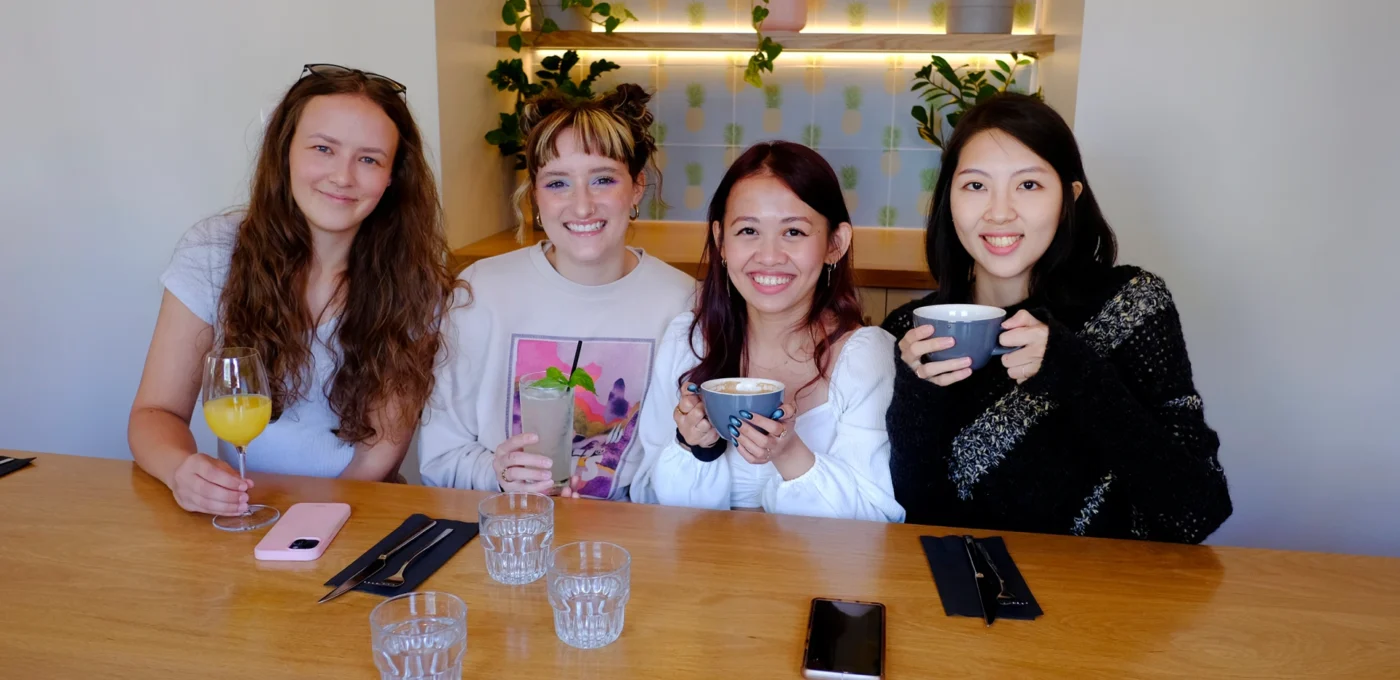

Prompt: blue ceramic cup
[
  {"left": 699, "top": 378, "right": 785, "bottom": 445},
  {"left": 912, "top": 304, "right": 1016, "bottom": 370}
]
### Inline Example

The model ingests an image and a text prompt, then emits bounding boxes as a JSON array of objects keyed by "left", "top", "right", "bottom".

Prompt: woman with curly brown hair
[
  {"left": 129, "top": 64, "right": 460, "bottom": 517},
  {"left": 419, "top": 84, "right": 695, "bottom": 500}
]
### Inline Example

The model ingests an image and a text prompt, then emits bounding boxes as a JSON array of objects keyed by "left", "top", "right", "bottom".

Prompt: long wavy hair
[
  {"left": 218, "top": 67, "right": 462, "bottom": 445},
  {"left": 925, "top": 93, "right": 1117, "bottom": 307},
  {"left": 510, "top": 84, "right": 659, "bottom": 240},
  {"left": 682, "top": 142, "right": 863, "bottom": 396}
]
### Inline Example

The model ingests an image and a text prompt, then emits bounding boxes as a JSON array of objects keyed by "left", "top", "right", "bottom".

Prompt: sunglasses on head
[{"left": 300, "top": 63, "right": 406, "bottom": 95}]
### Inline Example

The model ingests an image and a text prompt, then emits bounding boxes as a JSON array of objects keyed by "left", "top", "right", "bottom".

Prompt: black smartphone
[{"left": 801, "top": 598, "right": 886, "bottom": 680}]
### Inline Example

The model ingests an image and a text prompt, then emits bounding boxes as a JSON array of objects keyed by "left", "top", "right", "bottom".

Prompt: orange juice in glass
[{"left": 201, "top": 348, "right": 280, "bottom": 531}]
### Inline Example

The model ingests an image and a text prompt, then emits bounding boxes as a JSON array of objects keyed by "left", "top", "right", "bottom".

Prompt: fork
[{"left": 365, "top": 527, "right": 454, "bottom": 588}]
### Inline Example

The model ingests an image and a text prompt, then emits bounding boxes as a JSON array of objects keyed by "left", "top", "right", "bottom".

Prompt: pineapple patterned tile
[
  {"left": 841, "top": 85, "right": 863, "bottom": 137},
  {"left": 888, "top": 149, "right": 940, "bottom": 228},
  {"left": 877, "top": 205, "right": 899, "bottom": 227},
  {"left": 801, "top": 124, "right": 823, "bottom": 151},
  {"left": 881, "top": 126, "right": 902, "bottom": 177},
  {"left": 684, "top": 162, "right": 706, "bottom": 212},
  {"left": 723, "top": 123, "right": 745, "bottom": 166},
  {"left": 651, "top": 122, "right": 669, "bottom": 173},
  {"left": 926, "top": 0, "right": 948, "bottom": 32},
  {"left": 762, "top": 84, "right": 783, "bottom": 135},
  {"left": 686, "top": 83, "right": 706, "bottom": 132},
  {"left": 846, "top": 1, "right": 868, "bottom": 29},
  {"left": 1013, "top": 0, "right": 1037, "bottom": 32},
  {"left": 919, "top": 167, "right": 938, "bottom": 218},
  {"left": 822, "top": 150, "right": 883, "bottom": 226},
  {"left": 737, "top": 67, "right": 803, "bottom": 143},
  {"left": 647, "top": 195, "right": 669, "bottom": 220},
  {"left": 684, "top": 1, "right": 705, "bottom": 27},
  {"left": 841, "top": 165, "right": 861, "bottom": 215}
]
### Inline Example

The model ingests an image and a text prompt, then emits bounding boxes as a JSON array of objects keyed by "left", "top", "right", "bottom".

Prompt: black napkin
[
  {"left": 920, "top": 535, "right": 1043, "bottom": 620},
  {"left": 325, "top": 514, "right": 478, "bottom": 597},
  {"left": 0, "top": 456, "right": 34, "bottom": 479}
]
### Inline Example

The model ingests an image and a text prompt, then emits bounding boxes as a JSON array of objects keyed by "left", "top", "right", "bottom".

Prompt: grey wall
[{"left": 1074, "top": 0, "right": 1400, "bottom": 556}]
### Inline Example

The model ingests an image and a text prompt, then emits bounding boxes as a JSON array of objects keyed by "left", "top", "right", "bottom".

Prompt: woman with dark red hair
[{"left": 631, "top": 142, "right": 904, "bottom": 522}]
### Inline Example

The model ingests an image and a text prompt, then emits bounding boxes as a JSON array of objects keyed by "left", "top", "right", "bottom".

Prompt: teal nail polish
[
  {"left": 686, "top": 384, "right": 698, "bottom": 393},
  {"left": 728, "top": 415, "right": 741, "bottom": 427},
  {"left": 739, "top": 410, "right": 752, "bottom": 419},
  {"left": 771, "top": 409, "right": 784, "bottom": 419},
  {"left": 728, "top": 425, "right": 739, "bottom": 438}
]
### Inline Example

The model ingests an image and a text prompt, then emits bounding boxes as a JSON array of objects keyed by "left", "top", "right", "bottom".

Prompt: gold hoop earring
[
  {"left": 629, "top": 204, "right": 641, "bottom": 220},
  {"left": 534, "top": 212, "right": 543, "bottom": 230}
]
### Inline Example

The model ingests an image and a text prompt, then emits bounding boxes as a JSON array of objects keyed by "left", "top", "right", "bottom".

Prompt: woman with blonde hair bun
[{"left": 421, "top": 84, "right": 694, "bottom": 501}]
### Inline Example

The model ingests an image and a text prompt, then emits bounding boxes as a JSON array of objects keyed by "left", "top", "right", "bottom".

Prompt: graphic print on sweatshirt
[{"left": 507, "top": 334, "right": 658, "bottom": 499}]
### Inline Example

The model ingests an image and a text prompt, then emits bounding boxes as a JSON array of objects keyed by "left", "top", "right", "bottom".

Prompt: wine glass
[{"left": 201, "top": 347, "right": 279, "bottom": 532}]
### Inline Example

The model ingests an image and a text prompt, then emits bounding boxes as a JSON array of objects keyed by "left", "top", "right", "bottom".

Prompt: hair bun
[
  {"left": 601, "top": 83, "right": 654, "bottom": 125},
  {"left": 519, "top": 90, "right": 574, "bottom": 139}
]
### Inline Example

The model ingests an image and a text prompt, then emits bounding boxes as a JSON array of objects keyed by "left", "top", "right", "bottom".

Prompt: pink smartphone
[{"left": 254, "top": 502, "right": 352, "bottom": 561}]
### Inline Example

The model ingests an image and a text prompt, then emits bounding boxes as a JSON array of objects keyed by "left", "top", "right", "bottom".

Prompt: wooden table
[
  {"left": 450, "top": 221, "right": 936, "bottom": 290},
  {"left": 2, "top": 451, "right": 1398, "bottom": 678}
]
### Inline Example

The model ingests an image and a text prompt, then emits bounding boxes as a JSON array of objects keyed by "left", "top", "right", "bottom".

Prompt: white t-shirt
[
  {"left": 418, "top": 242, "right": 696, "bottom": 499},
  {"left": 630, "top": 312, "right": 906, "bottom": 522},
  {"left": 160, "top": 214, "right": 355, "bottom": 478}
]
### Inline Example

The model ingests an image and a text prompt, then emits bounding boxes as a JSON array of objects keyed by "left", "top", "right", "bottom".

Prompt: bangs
[{"left": 529, "top": 108, "right": 637, "bottom": 174}]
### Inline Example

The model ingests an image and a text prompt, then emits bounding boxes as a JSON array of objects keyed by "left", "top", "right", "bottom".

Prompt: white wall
[
  {"left": 0, "top": 1, "right": 440, "bottom": 461},
  {"left": 1075, "top": 0, "right": 1400, "bottom": 556}
]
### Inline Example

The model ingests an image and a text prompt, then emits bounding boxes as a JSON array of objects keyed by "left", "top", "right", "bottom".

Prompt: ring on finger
[{"left": 500, "top": 467, "right": 511, "bottom": 484}]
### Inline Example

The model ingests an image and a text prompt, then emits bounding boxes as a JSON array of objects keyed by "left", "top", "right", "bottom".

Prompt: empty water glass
[
  {"left": 547, "top": 541, "right": 631, "bottom": 649},
  {"left": 478, "top": 492, "right": 554, "bottom": 585},
  {"left": 370, "top": 591, "right": 467, "bottom": 680}
]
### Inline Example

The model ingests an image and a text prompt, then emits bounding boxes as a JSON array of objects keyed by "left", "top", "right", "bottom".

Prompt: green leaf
[
  {"left": 594, "top": 2, "right": 611, "bottom": 14},
  {"left": 753, "top": 5, "right": 770, "bottom": 25},
  {"left": 503, "top": 3, "right": 520, "bottom": 25},
  {"left": 508, "top": 33, "right": 523, "bottom": 52},
  {"left": 996, "top": 59, "right": 1011, "bottom": 73},
  {"left": 604, "top": 15, "right": 620, "bottom": 32},
  {"left": 910, "top": 105, "right": 929, "bottom": 125},
  {"left": 569, "top": 368, "right": 597, "bottom": 395},
  {"left": 623, "top": 8, "right": 638, "bottom": 21},
  {"left": 541, "top": 17, "right": 559, "bottom": 32},
  {"left": 560, "top": 50, "right": 581, "bottom": 73},
  {"left": 1018, "top": 59, "right": 1031, "bottom": 66},
  {"left": 947, "top": 110, "right": 963, "bottom": 130},
  {"left": 545, "top": 366, "right": 568, "bottom": 383},
  {"left": 510, "top": 0, "right": 527, "bottom": 9}
]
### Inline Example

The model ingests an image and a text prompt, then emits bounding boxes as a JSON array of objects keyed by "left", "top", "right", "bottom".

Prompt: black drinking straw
[{"left": 567, "top": 340, "right": 583, "bottom": 386}]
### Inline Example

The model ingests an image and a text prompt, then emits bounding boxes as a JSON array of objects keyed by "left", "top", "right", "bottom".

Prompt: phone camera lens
[{"left": 289, "top": 538, "right": 320, "bottom": 550}]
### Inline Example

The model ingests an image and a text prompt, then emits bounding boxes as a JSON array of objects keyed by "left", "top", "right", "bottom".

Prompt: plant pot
[
  {"left": 760, "top": 0, "right": 808, "bottom": 32},
  {"left": 531, "top": 1, "right": 589, "bottom": 31},
  {"left": 947, "top": 0, "right": 1013, "bottom": 34}
]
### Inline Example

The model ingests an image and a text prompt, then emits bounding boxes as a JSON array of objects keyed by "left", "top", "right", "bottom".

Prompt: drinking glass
[
  {"left": 370, "top": 591, "right": 467, "bottom": 680},
  {"left": 547, "top": 541, "right": 631, "bottom": 649},
  {"left": 201, "top": 347, "right": 278, "bottom": 531},
  {"left": 477, "top": 492, "right": 554, "bottom": 585},
  {"left": 518, "top": 370, "right": 576, "bottom": 484}
]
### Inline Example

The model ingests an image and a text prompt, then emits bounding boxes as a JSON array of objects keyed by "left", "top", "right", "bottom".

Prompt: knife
[
  {"left": 319, "top": 518, "right": 438, "bottom": 604},
  {"left": 963, "top": 535, "right": 1000, "bottom": 626}
]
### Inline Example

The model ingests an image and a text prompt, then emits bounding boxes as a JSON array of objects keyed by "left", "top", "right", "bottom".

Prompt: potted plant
[
  {"left": 531, "top": 0, "right": 637, "bottom": 32},
  {"left": 908, "top": 52, "right": 1039, "bottom": 149},
  {"left": 744, "top": 0, "right": 787, "bottom": 88},
  {"left": 489, "top": 1, "right": 638, "bottom": 166},
  {"left": 485, "top": 51, "right": 621, "bottom": 169}
]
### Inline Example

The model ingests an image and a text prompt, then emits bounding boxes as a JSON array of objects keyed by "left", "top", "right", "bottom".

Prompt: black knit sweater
[{"left": 882, "top": 265, "right": 1232, "bottom": 543}]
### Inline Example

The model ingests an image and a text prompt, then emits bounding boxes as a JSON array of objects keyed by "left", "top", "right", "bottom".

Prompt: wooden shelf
[
  {"left": 497, "top": 31, "right": 1055, "bottom": 54},
  {"left": 450, "top": 221, "right": 935, "bottom": 290}
]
